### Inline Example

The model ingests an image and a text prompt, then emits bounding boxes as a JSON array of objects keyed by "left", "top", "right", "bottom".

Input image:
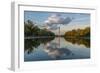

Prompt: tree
[
  {"left": 24, "top": 20, "right": 37, "bottom": 36},
  {"left": 64, "top": 27, "right": 90, "bottom": 37},
  {"left": 24, "top": 20, "right": 55, "bottom": 37}
]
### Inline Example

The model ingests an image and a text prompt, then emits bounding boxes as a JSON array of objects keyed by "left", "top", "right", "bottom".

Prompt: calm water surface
[{"left": 24, "top": 37, "right": 90, "bottom": 62}]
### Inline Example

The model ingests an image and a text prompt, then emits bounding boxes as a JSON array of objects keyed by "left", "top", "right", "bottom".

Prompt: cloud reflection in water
[{"left": 43, "top": 42, "right": 73, "bottom": 59}]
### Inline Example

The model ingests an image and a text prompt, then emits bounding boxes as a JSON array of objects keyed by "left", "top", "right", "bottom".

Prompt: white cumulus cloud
[{"left": 44, "top": 14, "right": 72, "bottom": 27}]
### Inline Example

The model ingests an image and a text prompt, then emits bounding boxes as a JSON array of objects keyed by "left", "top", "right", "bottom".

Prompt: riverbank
[{"left": 25, "top": 36, "right": 55, "bottom": 39}]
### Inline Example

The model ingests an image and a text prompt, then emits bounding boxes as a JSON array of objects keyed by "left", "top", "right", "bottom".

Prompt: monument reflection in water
[{"left": 24, "top": 37, "right": 90, "bottom": 61}]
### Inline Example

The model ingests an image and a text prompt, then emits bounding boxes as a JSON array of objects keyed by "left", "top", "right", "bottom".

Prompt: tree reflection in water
[
  {"left": 24, "top": 37, "right": 54, "bottom": 54},
  {"left": 24, "top": 37, "right": 90, "bottom": 55},
  {"left": 64, "top": 37, "right": 90, "bottom": 48}
]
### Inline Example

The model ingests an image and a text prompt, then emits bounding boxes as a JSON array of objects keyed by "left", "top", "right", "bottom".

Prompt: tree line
[
  {"left": 24, "top": 20, "right": 55, "bottom": 37},
  {"left": 64, "top": 27, "right": 90, "bottom": 38},
  {"left": 25, "top": 20, "right": 90, "bottom": 38}
]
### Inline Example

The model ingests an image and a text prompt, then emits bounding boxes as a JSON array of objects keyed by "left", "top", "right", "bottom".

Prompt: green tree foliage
[
  {"left": 24, "top": 20, "right": 55, "bottom": 37},
  {"left": 24, "top": 20, "right": 40, "bottom": 36},
  {"left": 64, "top": 27, "right": 90, "bottom": 37}
]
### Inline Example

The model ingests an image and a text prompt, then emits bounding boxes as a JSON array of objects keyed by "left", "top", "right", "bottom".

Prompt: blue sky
[{"left": 24, "top": 11, "right": 90, "bottom": 35}]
